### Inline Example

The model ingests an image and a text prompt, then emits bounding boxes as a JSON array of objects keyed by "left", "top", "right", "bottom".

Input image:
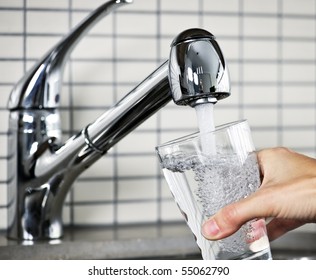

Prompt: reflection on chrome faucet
[{"left": 7, "top": 0, "right": 230, "bottom": 240}]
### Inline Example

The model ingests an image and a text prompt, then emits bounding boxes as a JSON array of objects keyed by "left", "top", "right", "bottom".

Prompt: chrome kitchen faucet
[{"left": 7, "top": 0, "right": 230, "bottom": 240}]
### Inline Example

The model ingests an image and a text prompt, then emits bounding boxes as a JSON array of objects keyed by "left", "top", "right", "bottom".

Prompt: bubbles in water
[
  {"left": 161, "top": 151, "right": 261, "bottom": 255},
  {"left": 162, "top": 152, "right": 259, "bottom": 216}
]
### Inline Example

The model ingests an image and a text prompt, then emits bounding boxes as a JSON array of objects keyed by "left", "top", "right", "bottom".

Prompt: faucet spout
[
  {"left": 7, "top": 1, "right": 230, "bottom": 241},
  {"left": 35, "top": 62, "right": 170, "bottom": 178}
]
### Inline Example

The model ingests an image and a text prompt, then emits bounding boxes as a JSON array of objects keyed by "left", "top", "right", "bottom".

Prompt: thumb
[{"left": 202, "top": 193, "right": 269, "bottom": 240}]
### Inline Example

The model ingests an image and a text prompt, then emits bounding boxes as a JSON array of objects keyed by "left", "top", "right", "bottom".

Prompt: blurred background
[{"left": 0, "top": 0, "right": 316, "bottom": 234}]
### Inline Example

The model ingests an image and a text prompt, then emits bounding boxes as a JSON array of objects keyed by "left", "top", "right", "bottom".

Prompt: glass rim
[{"left": 155, "top": 119, "right": 249, "bottom": 150}]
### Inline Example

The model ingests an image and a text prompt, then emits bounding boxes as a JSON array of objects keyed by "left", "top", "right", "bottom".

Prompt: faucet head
[{"left": 169, "top": 28, "right": 230, "bottom": 107}]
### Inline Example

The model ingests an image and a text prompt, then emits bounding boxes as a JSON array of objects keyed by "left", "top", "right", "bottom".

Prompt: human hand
[{"left": 202, "top": 147, "right": 316, "bottom": 241}]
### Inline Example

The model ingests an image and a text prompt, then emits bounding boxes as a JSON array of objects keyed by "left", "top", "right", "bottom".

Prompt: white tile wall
[{"left": 0, "top": 0, "right": 316, "bottom": 234}]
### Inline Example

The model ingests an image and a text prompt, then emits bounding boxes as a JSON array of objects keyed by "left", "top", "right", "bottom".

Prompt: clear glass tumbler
[{"left": 156, "top": 120, "right": 272, "bottom": 260}]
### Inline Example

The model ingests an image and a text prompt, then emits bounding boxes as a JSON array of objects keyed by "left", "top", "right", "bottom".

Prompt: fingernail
[{"left": 202, "top": 219, "right": 220, "bottom": 238}]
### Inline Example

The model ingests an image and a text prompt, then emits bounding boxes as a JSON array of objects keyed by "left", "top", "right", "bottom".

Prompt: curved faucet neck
[
  {"left": 7, "top": 0, "right": 132, "bottom": 111},
  {"left": 6, "top": 0, "right": 230, "bottom": 241}
]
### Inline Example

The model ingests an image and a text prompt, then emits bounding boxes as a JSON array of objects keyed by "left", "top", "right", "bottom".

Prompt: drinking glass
[{"left": 156, "top": 120, "right": 272, "bottom": 260}]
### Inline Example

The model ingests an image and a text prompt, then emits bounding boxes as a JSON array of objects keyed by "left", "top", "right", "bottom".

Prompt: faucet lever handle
[{"left": 8, "top": 0, "right": 133, "bottom": 110}]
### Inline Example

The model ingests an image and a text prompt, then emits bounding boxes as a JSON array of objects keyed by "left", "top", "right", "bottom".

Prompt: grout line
[
  {"left": 112, "top": 9, "right": 119, "bottom": 227},
  {"left": 277, "top": 0, "right": 284, "bottom": 146}
]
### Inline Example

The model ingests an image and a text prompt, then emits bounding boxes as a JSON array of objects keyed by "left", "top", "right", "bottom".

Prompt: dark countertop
[
  {"left": 0, "top": 222, "right": 200, "bottom": 260},
  {"left": 0, "top": 222, "right": 315, "bottom": 260}
]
